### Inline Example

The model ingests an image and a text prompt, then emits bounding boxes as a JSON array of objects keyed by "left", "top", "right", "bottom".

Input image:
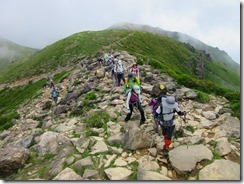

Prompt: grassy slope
[
  {"left": 0, "top": 41, "right": 37, "bottom": 71},
  {"left": 0, "top": 30, "right": 240, "bottom": 92},
  {"left": 0, "top": 30, "right": 240, "bottom": 130},
  {"left": 0, "top": 31, "right": 128, "bottom": 82},
  {"left": 0, "top": 70, "right": 72, "bottom": 131}
]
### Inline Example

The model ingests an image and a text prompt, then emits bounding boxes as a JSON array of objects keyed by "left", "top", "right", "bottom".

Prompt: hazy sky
[{"left": 0, "top": 0, "right": 240, "bottom": 63}]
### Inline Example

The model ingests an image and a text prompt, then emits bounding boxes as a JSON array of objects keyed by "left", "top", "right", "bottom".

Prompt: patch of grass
[
  {"left": 212, "top": 150, "right": 222, "bottom": 160},
  {"left": 43, "top": 153, "right": 57, "bottom": 160},
  {"left": 174, "top": 129, "right": 185, "bottom": 139},
  {"left": 195, "top": 90, "right": 210, "bottom": 103},
  {"left": 185, "top": 125, "right": 195, "bottom": 134},
  {"left": 84, "top": 91, "right": 97, "bottom": 100},
  {"left": 129, "top": 162, "right": 139, "bottom": 180},
  {"left": 84, "top": 112, "right": 110, "bottom": 129}
]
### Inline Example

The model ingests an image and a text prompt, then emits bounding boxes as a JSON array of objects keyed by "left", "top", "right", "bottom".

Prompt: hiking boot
[
  {"left": 162, "top": 147, "right": 169, "bottom": 157},
  {"left": 140, "top": 119, "right": 145, "bottom": 126}
]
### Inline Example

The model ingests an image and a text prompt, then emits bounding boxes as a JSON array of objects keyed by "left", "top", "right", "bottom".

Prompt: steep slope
[
  {"left": 0, "top": 30, "right": 240, "bottom": 91},
  {"left": 0, "top": 52, "right": 240, "bottom": 180},
  {"left": 0, "top": 37, "right": 38, "bottom": 70},
  {"left": 108, "top": 22, "right": 240, "bottom": 73}
]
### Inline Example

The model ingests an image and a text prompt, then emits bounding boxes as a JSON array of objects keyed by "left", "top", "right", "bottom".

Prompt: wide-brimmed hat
[
  {"left": 133, "top": 85, "right": 140, "bottom": 94},
  {"left": 162, "top": 96, "right": 178, "bottom": 109}
]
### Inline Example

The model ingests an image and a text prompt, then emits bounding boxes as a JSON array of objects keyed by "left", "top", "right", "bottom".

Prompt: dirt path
[{"left": 0, "top": 65, "right": 75, "bottom": 90}]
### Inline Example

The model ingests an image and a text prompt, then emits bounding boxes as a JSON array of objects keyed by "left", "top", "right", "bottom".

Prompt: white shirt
[
  {"left": 126, "top": 91, "right": 141, "bottom": 110},
  {"left": 156, "top": 104, "right": 181, "bottom": 125}
]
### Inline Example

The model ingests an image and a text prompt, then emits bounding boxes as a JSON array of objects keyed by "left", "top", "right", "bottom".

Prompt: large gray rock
[
  {"left": 215, "top": 117, "right": 240, "bottom": 138},
  {"left": 48, "top": 147, "right": 74, "bottom": 177},
  {"left": 0, "top": 146, "right": 30, "bottom": 176},
  {"left": 199, "top": 160, "right": 240, "bottom": 180},
  {"left": 215, "top": 137, "right": 231, "bottom": 156},
  {"left": 150, "top": 84, "right": 167, "bottom": 97},
  {"left": 37, "top": 131, "right": 72, "bottom": 156},
  {"left": 169, "top": 145, "right": 213, "bottom": 175},
  {"left": 123, "top": 127, "right": 151, "bottom": 150}
]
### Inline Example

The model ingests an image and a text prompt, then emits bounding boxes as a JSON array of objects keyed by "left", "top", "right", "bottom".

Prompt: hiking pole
[{"left": 179, "top": 111, "right": 189, "bottom": 149}]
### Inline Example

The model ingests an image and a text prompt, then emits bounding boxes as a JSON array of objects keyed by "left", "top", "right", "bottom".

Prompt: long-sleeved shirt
[
  {"left": 148, "top": 99, "right": 158, "bottom": 115},
  {"left": 126, "top": 91, "right": 141, "bottom": 110},
  {"left": 156, "top": 104, "right": 184, "bottom": 126}
]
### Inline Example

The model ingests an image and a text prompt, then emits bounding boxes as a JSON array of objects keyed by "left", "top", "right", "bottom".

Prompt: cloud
[{"left": 0, "top": 0, "right": 240, "bottom": 63}]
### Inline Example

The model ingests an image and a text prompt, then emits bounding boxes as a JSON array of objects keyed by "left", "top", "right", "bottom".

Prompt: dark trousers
[
  {"left": 117, "top": 73, "right": 125, "bottom": 86},
  {"left": 125, "top": 101, "right": 146, "bottom": 123},
  {"left": 160, "top": 125, "right": 175, "bottom": 140}
]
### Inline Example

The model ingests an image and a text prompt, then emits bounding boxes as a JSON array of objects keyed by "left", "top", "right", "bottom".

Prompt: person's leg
[
  {"left": 117, "top": 74, "right": 122, "bottom": 86},
  {"left": 136, "top": 102, "right": 146, "bottom": 125},
  {"left": 163, "top": 125, "right": 175, "bottom": 155},
  {"left": 125, "top": 103, "right": 133, "bottom": 122},
  {"left": 122, "top": 73, "right": 126, "bottom": 84}
]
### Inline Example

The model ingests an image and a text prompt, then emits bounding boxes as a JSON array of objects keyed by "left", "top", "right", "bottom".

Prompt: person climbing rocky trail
[{"left": 0, "top": 51, "right": 240, "bottom": 180}]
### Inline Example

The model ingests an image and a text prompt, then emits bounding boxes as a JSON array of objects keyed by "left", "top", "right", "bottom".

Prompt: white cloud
[{"left": 0, "top": 0, "right": 240, "bottom": 63}]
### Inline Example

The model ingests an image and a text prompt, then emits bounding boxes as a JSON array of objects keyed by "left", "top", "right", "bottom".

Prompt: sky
[{"left": 0, "top": 0, "right": 241, "bottom": 64}]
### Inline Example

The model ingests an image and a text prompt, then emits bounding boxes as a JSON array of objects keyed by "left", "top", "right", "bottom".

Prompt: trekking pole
[{"left": 179, "top": 111, "right": 189, "bottom": 149}]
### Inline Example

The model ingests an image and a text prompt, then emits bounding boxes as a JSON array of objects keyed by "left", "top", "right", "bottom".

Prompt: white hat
[
  {"left": 162, "top": 96, "right": 178, "bottom": 109},
  {"left": 133, "top": 85, "right": 140, "bottom": 94},
  {"left": 118, "top": 60, "right": 122, "bottom": 64}
]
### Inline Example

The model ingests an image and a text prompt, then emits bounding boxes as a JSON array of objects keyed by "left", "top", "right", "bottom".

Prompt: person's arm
[
  {"left": 155, "top": 106, "right": 161, "bottom": 118},
  {"left": 137, "top": 68, "right": 140, "bottom": 78},
  {"left": 148, "top": 100, "right": 154, "bottom": 106},
  {"left": 135, "top": 77, "right": 140, "bottom": 85},
  {"left": 175, "top": 107, "right": 185, "bottom": 116},
  {"left": 126, "top": 92, "right": 132, "bottom": 111}
]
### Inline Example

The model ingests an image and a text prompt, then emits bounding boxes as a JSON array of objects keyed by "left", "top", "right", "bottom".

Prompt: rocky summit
[{"left": 0, "top": 51, "right": 240, "bottom": 181}]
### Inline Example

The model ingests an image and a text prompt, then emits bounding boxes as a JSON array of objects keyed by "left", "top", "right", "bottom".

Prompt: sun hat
[
  {"left": 162, "top": 96, "right": 178, "bottom": 109},
  {"left": 133, "top": 85, "right": 140, "bottom": 94}
]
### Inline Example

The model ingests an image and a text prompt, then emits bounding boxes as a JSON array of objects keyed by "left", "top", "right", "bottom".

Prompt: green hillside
[
  {"left": 0, "top": 30, "right": 240, "bottom": 90},
  {"left": 0, "top": 38, "right": 37, "bottom": 71},
  {"left": 0, "top": 30, "right": 240, "bottom": 124}
]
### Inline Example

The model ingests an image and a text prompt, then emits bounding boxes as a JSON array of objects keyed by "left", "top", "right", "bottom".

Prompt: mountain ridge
[
  {"left": 107, "top": 22, "right": 240, "bottom": 73},
  {"left": 0, "top": 36, "right": 38, "bottom": 70}
]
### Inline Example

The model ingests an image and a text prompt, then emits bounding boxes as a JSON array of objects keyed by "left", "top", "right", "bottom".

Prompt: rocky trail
[{"left": 0, "top": 51, "right": 240, "bottom": 180}]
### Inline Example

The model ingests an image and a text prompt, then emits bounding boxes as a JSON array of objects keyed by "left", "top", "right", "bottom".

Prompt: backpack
[
  {"left": 115, "top": 63, "right": 125, "bottom": 73},
  {"left": 159, "top": 104, "right": 175, "bottom": 127},
  {"left": 129, "top": 92, "right": 138, "bottom": 103},
  {"left": 52, "top": 89, "right": 58, "bottom": 98}
]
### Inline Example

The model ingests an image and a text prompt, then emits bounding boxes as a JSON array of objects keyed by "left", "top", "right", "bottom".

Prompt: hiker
[
  {"left": 155, "top": 96, "right": 186, "bottom": 156},
  {"left": 129, "top": 63, "right": 140, "bottom": 79},
  {"left": 42, "top": 82, "right": 48, "bottom": 89},
  {"left": 97, "top": 57, "right": 103, "bottom": 66},
  {"left": 148, "top": 85, "right": 168, "bottom": 134},
  {"left": 148, "top": 98, "right": 160, "bottom": 134},
  {"left": 114, "top": 60, "right": 126, "bottom": 87},
  {"left": 104, "top": 53, "right": 114, "bottom": 66},
  {"left": 124, "top": 73, "right": 140, "bottom": 94},
  {"left": 125, "top": 85, "right": 146, "bottom": 125},
  {"left": 49, "top": 78, "right": 55, "bottom": 89},
  {"left": 50, "top": 87, "right": 60, "bottom": 105}
]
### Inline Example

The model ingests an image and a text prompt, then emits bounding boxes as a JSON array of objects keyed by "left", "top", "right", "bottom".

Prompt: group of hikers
[
  {"left": 44, "top": 53, "right": 186, "bottom": 157},
  {"left": 102, "top": 52, "right": 186, "bottom": 156}
]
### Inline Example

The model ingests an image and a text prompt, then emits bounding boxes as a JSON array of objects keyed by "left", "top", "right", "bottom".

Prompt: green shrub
[
  {"left": 195, "top": 91, "right": 210, "bottom": 103},
  {"left": 84, "top": 92, "right": 96, "bottom": 100},
  {"left": 185, "top": 125, "right": 195, "bottom": 133},
  {"left": 84, "top": 112, "right": 110, "bottom": 129}
]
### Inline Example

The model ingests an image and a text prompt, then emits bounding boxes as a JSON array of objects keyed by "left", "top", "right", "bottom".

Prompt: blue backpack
[{"left": 51, "top": 89, "right": 59, "bottom": 98}]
